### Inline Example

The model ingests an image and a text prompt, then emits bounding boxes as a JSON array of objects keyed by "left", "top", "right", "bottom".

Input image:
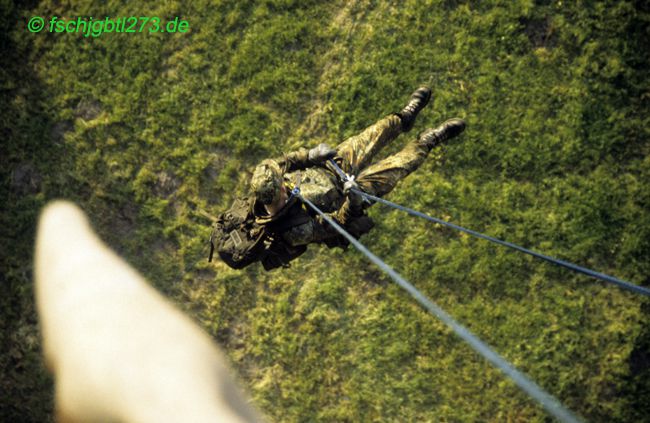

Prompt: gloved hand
[
  {"left": 343, "top": 178, "right": 363, "bottom": 207},
  {"left": 308, "top": 143, "right": 336, "bottom": 163}
]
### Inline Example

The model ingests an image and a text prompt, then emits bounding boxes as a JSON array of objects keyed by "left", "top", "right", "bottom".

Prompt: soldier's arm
[
  {"left": 336, "top": 195, "right": 364, "bottom": 223},
  {"left": 281, "top": 201, "right": 363, "bottom": 247},
  {"left": 281, "top": 217, "right": 334, "bottom": 246},
  {"left": 275, "top": 144, "right": 337, "bottom": 172},
  {"left": 274, "top": 148, "right": 311, "bottom": 172}
]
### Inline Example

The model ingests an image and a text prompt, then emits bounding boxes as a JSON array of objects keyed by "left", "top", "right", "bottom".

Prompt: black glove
[
  {"left": 308, "top": 143, "right": 336, "bottom": 163},
  {"left": 343, "top": 178, "right": 363, "bottom": 207}
]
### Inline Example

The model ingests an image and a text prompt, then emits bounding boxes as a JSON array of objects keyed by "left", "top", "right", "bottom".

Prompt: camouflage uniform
[
  {"left": 331, "top": 113, "right": 432, "bottom": 198},
  {"left": 254, "top": 113, "right": 436, "bottom": 268}
]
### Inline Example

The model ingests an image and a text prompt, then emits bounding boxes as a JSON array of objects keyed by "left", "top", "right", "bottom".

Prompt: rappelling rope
[
  {"left": 294, "top": 187, "right": 582, "bottom": 423},
  {"left": 354, "top": 189, "right": 650, "bottom": 297},
  {"left": 327, "top": 159, "right": 649, "bottom": 297}
]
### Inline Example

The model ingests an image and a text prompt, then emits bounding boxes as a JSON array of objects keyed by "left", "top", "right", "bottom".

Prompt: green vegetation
[{"left": 2, "top": 0, "right": 649, "bottom": 421}]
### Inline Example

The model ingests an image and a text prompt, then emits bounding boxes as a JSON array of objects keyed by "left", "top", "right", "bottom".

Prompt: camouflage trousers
[{"left": 330, "top": 114, "right": 432, "bottom": 198}]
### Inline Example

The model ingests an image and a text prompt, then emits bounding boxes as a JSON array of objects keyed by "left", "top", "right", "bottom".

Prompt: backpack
[{"left": 209, "top": 197, "right": 267, "bottom": 269}]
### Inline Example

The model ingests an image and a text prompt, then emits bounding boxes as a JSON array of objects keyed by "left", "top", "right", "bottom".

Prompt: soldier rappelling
[{"left": 210, "top": 86, "right": 466, "bottom": 270}]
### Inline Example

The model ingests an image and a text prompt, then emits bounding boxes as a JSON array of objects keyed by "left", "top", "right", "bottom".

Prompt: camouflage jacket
[{"left": 254, "top": 148, "right": 374, "bottom": 269}]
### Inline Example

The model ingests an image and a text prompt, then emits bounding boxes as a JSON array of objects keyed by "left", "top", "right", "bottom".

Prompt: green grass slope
[{"left": 2, "top": 0, "right": 649, "bottom": 421}]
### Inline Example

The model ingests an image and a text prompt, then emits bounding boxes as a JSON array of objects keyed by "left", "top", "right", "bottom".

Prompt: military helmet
[{"left": 251, "top": 159, "right": 283, "bottom": 205}]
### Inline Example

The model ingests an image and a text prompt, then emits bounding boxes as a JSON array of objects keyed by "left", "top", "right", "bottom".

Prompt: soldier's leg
[
  {"left": 356, "top": 118, "right": 466, "bottom": 198},
  {"left": 355, "top": 140, "right": 428, "bottom": 198},
  {"left": 332, "top": 114, "right": 402, "bottom": 176},
  {"left": 332, "top": 86, "right": 432, "bottom": 176}
]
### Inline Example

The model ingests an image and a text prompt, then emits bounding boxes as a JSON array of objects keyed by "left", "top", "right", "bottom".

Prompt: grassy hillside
[{"left": 2, "top": 0, "right": 649, "bottom": 421}]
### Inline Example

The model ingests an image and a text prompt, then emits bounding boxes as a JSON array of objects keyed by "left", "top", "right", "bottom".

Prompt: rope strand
[
  {"left": 353, "top": 188, "right": 650, "bottom": 297},
  {"left": 326, "top": 158, "right": 648, "bottom": 297},
  {"left": 297, "top": 192, "right": 582, "bottom": 423}
]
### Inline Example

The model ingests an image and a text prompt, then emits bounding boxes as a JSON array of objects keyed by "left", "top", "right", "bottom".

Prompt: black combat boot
[
  {"left": 418, "top": 118, "right": 466, "bottom": 150},
  {"left": 398, "top": 86, "right": 432, "bottom": 132}
]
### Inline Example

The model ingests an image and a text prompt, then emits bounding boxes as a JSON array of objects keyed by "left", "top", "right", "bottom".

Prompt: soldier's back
[{"left": 285, "top": 167, "right": 343, "bottom": 212}]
